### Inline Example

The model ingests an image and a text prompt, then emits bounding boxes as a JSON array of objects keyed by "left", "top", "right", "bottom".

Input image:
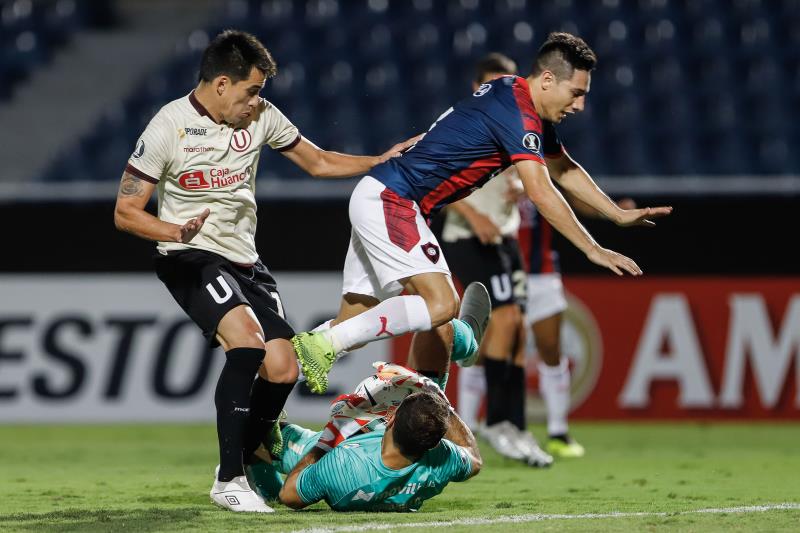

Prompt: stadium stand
[{"left": 24, "top": 0, "right": 800, "bottom": 182}]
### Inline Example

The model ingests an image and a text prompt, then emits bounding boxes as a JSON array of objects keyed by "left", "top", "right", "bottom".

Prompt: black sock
[
  {"left": 507, "top": 364, "right": 526, "bottom": 431},
  {"left": 483, "top": 358, "right": 509, "bottom": 427},
  {"left": 243, "top": 377, "right": 295, "bottom": 459},
  {"left": 215, "top": 347, "right": 264, "bottom": 482}
]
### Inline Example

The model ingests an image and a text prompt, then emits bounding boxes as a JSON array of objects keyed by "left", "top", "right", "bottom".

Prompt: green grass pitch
[{"left": 0, "top": 423, "right": 798, "bottom": 532}]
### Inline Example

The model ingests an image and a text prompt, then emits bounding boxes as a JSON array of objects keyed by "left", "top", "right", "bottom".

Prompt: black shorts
[
  {"left": 154, "top": 249, "right": 295, "bottom": 346},
  {"left": 443, "top": 236, "right": 527, "bottom": 309}
]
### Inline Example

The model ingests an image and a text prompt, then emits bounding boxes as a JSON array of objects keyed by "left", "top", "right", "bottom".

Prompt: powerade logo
[{"left": 185, "top": 127, "right": 207, "bottom": 136}]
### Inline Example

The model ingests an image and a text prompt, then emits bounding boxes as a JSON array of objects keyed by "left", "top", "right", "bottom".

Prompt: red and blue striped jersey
[{"left": 370, "top": 75, "right": 563, "bottom": 218}]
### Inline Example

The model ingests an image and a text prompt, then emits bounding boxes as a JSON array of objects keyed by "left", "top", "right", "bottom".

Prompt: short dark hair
[
  {"left": 475, "top": 52, "right": 518, "bottom": 84},
  {"left": 199, "top": 30, "right": 277, "bottom": 83},
  {"left": 392, "top": 391, "right": 450, "bottom": 460},
  {"left": 532, "top": 32, "right": 597, "bottom": 81}
]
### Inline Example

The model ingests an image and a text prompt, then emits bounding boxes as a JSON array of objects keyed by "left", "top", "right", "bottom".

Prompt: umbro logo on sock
[{"left": 226, "top": 495, "right": 240, "bottom": 505}]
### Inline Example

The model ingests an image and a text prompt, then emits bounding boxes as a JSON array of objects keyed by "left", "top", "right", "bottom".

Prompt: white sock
[
  {"left": 538, "top": 358, "right": 570, "bottom": 437},
  {"left": 312, "top": 319, "right": 335, "bottom": 332},
  {"left": 325, "top": 295, "right": 432, "bottom": 353},
  {"left": 457, "top": 364, "right": 485, "bottom": 431}
]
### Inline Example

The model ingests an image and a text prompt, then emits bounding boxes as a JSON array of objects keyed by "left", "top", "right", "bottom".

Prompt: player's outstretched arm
[
  {"left": 515, "top": 160, "right": 642, "bottom": 276},
  {"left": 113, "top": 171, "right": 209, "bottom": 243},
  {"left": 443, "top": 409, "right": 482, "bottom": 480},
  {"left": 546, "top": 152, "right": 672, "bottom": 226},
  {"left": 281, "top": 134, "right": 421, "bottom": 179},
  {"left": 279, "top": 447, "right": 327, "bottom": 509}
]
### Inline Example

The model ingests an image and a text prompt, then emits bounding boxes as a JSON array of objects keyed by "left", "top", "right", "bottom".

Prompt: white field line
[{"left": 291, "top": 502, "right": 800, "bottom": 533}]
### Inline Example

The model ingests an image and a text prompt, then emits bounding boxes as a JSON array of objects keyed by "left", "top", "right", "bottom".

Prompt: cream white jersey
[
  {"left": 126, "top": 91, "right": 300, "bottom": 264},
  {"left": 441, "top": 167, "right": 522, "bottom": 243}
]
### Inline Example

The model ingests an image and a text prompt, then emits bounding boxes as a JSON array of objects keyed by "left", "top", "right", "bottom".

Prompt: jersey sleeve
[
  {"left": 542, "top": 120, "right": 566, "bottom": 158},
  {"left": 260, "top": 100, "right": 302, "bottom": 152},
  {"left": 294, "top": 461, "right": 328, "bottom": 505},
  {"left": 484, "top": 77, "right": 547, "bottom": 165},
  {"left": 436, "top": 439, "right": 474, "bottom": 483},
  {"left": 126, "top": 111, "right": 173, "bottom": 183},
  {"left": 294, "top": 449, "right": 356, "bottom": 505}
]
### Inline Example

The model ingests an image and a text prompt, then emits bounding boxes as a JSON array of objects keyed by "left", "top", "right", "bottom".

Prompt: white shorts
[
  {"left": 342, "top": 176, "right": 451, "bottom": 300},
  {"left": 525, "top": 273, "right": 567, "bottom": 324}
]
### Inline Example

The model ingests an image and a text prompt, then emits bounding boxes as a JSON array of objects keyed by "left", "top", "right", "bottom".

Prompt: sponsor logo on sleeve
[
  {"left": 522, "top": 132, "right": 542, "bottom": 153},
  {"left": 473, "top": 83, "right": 492, "bottom": 97},
  {"left": 132, "top": 139, "right": 145, "bottom": 159}
]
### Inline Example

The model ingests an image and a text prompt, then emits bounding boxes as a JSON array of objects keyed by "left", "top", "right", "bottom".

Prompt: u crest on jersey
[{"left": 231, "top": 129, "right": 252, "bottom": 152}]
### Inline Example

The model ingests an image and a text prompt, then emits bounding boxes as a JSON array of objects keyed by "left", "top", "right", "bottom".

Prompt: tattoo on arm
[{"left": 119, "top": 172, "right": 145, "bottom": 197}]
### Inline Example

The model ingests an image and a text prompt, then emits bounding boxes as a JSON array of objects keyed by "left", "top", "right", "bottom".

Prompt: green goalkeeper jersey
[{"left": 278, "top": 423, "right": 473, "bottom": 511}]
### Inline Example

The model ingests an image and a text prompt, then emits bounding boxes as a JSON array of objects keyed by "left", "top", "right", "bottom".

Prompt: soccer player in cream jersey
[{"left": 113, "top": 30, "right": 414, "bottom": 513}]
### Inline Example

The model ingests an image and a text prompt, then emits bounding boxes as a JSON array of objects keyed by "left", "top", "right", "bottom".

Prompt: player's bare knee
[
  {"left": 426, "top": 296, "right": 459, "bottom": 327},
  {"left": 491, "top": 304, "right": 522, "bottom": 330},
  {"left": 264, "top": 338, "right": 299, "bottom": 383},
  {"left": 537, "top": 344, "right": 561, "bottom": 366}
]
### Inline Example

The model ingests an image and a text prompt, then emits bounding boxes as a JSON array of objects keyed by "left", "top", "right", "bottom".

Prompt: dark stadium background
[{"left": 1, "top": 0, "right": 798, "bottom": 421}]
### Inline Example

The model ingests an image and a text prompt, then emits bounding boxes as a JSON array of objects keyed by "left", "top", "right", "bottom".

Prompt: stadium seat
[{"left": 32, "top": 0, "right": 800, "bottom": 179}]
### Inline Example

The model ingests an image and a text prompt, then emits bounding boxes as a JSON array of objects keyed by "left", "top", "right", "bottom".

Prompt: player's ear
[
  {"left": 216, "top": 75, "right": 229, "bottom": 96},
  {"left": 541, "top": 70, "right": 555, "bottom": 90}
]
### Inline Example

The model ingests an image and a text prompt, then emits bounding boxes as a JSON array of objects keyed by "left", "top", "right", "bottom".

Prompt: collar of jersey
[{"left": 189, "top": 90, "right": 223, "bottom": 125}]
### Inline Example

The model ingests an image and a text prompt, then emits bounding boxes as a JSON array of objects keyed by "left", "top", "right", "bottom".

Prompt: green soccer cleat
[
  {"left": 546, "top": 435, "right": 586, "bottom": 459},
  {"left": 292, "top": 332, "right": 336, "bottom": 394},
  {"left": 265, "top": 410, "right": 287, "bottom": 460}
]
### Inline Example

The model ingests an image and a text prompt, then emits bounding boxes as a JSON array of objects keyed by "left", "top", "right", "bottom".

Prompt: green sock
[
  {"left": 420, "top": 370, "right": 450, "bottom": 391},
  {"left": 450, "top": 318, "right": 478, "bottom": 363},
  {"left": 432, "top": 372, "right": 449, "bottom": 390},
  {"left": 246, "top": 461, "right": 284, "bottom": 501}
]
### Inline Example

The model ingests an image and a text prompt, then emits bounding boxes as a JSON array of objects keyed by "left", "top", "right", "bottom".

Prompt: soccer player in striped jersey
[
  {"left": 293, "top": 33, "right": 671, "bottom": 401},
  {"left": 442, "top": 53, "right": 552, "bottom": 467}
]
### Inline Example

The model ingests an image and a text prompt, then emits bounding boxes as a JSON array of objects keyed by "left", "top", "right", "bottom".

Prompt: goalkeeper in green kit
[{"left": 245, "top": 362, "right": 482, "bottom": 512}]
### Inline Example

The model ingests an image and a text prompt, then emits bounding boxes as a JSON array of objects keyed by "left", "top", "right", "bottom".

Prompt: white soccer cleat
[
  {"left": 480, "top": 421, "right": 526, "bottom": 461},
  {"left": 457, "top": 282, "right": 492, "bottom": 368},
  {"left": 210, "top": 466, "right": 275, "bottom": 513},
  {"left": 514, "top": 430, "right": 554, "bottom": 468}
]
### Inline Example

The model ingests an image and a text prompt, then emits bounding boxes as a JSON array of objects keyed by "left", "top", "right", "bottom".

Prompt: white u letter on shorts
[
  {"left": 206, "top": 275, "right": 233, "bottom": 304},
  {"left": 490, "top": 274, "right": 511, "bottom": 302}
]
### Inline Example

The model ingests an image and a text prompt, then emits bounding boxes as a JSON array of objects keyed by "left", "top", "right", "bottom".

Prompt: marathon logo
[
  {"left": 184, "top": 127, "right": 207, "bottom": 136},
  {"left": 183, "top": 146, "right": 214, "bottom": 153},
  {"left": 178, "top": 167, "right": 252, "bottom": 190}
]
